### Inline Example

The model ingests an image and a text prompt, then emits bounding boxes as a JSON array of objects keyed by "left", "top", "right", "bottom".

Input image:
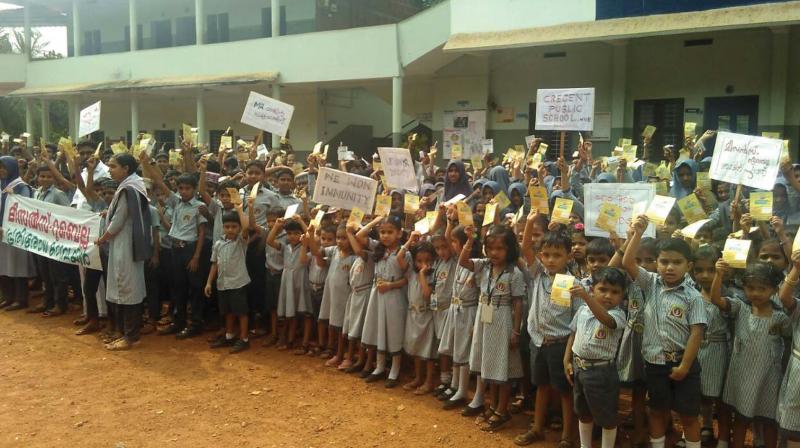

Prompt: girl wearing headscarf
[
  {"left": 0, "top": 155, "right": 36, "bottom": 311},
  {"left": 507, "top": 182, "right": 528, "bottom": 215},
  {"left": 670, "top": 159, "right": 699, "bottom": 200},
  {"left": 487, "top": 166, "right": 511, "bottom": 196},
  {"left": 443, "top": 161, "right": 472, "bottom": 203},
  {"left": 96, "top": 153, "right": 152, "bottom": 350}
]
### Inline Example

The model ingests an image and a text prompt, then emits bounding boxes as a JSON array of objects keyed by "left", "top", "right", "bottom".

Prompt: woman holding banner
[
  {"left": 96, "top": 153, "right": 151, "bottom": 351},
  {"left": 0, "top": 155, "right": 36, "bottom": 311}
]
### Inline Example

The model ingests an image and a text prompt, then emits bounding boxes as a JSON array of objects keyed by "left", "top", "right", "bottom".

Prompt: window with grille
[{"left": 633, "top": 98, "right": 685, "bottom": 160}]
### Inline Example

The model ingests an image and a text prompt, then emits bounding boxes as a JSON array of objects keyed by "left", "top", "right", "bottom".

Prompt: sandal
[
  {"left": 475, "top": 407, "right": 495, "bottom": 425},
  {"left": 480, "top": 412, "right": 511, "bottom": 432},
  {"left": 318, "top": 349, "right": 333, "bottom": 359},
  {"left": 514, "top": 429, "right": 544, "bottom": 446},
  {"left": 75, "top": 323, "right": 100, "bottom": 336},
  {"left": 293, "top": 345, "right": 309, "bottom": 355},
  {"left": 105, "top": 338, "right": 132, "bottom": 351},
  {"left": 557, "top": 439, "right": 572, "bottom": 448},
  {"left": 42, "top": 308, "right": 65, "bottom": 317},
  {"left": 73, "top": 315, "right": 88, "bottom": 326}
]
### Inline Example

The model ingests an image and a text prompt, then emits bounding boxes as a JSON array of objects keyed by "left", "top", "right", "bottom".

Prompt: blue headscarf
[
  {"left": 596, "top": 173, "right": 616, "bottom": 183},
  {"left": 483, "top": 181, "right": 499, "bottom": 197},
  {"left": 444, "top": 160, "right": 472, "bottom": 201},
  {"left": 507, "top": 182, "right": 527, "bottom": 213},
  {"left": 670, "top": 159, "right": 698, "bottom": 199},
  {"left": 487, "top": 166, "right": 510, "bottom": 195}
]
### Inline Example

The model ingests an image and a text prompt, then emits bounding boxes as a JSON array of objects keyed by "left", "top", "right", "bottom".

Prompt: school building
[{"left": 1, "top": 0, "right": 800, "bottom": 159}]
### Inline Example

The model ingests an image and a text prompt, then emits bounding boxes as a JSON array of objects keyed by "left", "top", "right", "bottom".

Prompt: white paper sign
[
  {"left": 583, "top": 183, "right": 656, "bottom": 238},
  {"left": 240, "top": 91, "right": 294, "bottom": 137},
  {"left": 78, "top": 101, "right": 101, "bottom": 137},
  {"left": 284, "top": 203, "right": 299, "bottom": 218},
  {"left": 535, "top": 88, "right": 595, "bottom": 131},
  {"left": 2, "top": 195, "right": 103, "bottom": 270},
  {"left": 378, "top": 147, "right": 419, "bottom": 193},
  {"left": 312, "top": 167, "right": 378, "bottom": 212},
  {"left": 481, "top": 139, "right": 494, "bottom": 154},
  {"left": 709, "top": 131, "right": 783, "bottom": 191},
  {"left": 337, "top": 145, "right": 355, "bottom": 161}
]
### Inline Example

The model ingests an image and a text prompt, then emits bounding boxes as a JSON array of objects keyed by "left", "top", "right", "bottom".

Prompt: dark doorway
[
  {"left": 703, "top": 95, "right": 758, "bottom": 135},
  {"left": 154, "top": 130, "right": 176, "bottom": 152},
  {"left": 633, "top": 98, "right": 685, "bottom": 159}
]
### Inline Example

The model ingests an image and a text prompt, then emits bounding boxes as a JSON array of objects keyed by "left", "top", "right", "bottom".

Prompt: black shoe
[
  {"left": 364, "top": 372, "right": 384, "bottom": 383},
  {"left": 209, "top": 335, "right": 235, "bottom": 348},
  {"left": 434, "top": 383, "right": 448, "bottom": 395},
  {"left": 384, "top": 378, "right": 398, "bottom": 389},
  {"left": 230, "top": 339, "right": 250, "bottom": 354},
  {"left": 176, "top": 327, "right": 202, "bottom": 340},
  {"left": 358, "top": 369, "right": 372, "bottom": 379},
  {"left": 461, "top": 404, "right": 485, "bottom": 417},
  {"left": 345, "top": 364, "right": 364, "bottom": 374},
  {"left": 0, "top": 299, "right": 10, "bottom": 308},
  {"left": 157, "top": 324, "right": 179, "bottom": 336},
  {"left": 443, "top": 397, "right": 467, "bottom": 410},
  {"left": 437, "top": 388, "right": 455, "bottom": 401},
  {"left": 5, "top": 302, "right": 27, "bottom": 312}
]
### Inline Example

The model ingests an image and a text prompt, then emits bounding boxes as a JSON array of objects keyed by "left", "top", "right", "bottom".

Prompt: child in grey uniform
[
  {"left": 402, "top": 236, "right": 438, "bottom": 394},
  {"left": 344, "top": 226, "right": 378, "bottom": 375},
  {"left": 430, "top": 233, "right": 458, "bottom": 399},
  {"left": 777, "top": 252, "right": 800, "bottom": 448},
  {"left": 711, "top": 260, "right": 792, "bottom": 448},
  {"left": 564, "top": 267, "right": 629, "bottom": 448}
]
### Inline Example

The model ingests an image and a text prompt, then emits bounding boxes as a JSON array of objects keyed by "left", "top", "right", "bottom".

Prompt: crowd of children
[{"left": 1, "top": 129, "right": 800, "bottom": 448}]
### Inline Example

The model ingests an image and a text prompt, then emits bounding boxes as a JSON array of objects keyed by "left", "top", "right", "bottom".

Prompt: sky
[{"left": 0, "top": 2, "right": 68, "bottom": 56}]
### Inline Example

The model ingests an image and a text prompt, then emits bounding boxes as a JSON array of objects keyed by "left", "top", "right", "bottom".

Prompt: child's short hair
[
  {"left": 267, "top": 208, "right": 285, "bottom": 218},
  {"left": 321, "top": 224, "right": 337, "bottom": 236},
  {"left": 274, "top": 167, "right": 294, "bottom": 179},
  {"left": 36, "top": 165, "right": 51, "bottom": 174},
  {"left": 591, "top": 267, "right": 629, "bottom": 291},
  {"left": 742, "top": 261, "right": 784, "bottom": 288},
  {"left": 410, "top": 241, "right": 437, "bottom": 272},
  {"left": 639, "top": 237, "right": 657, "bottom": 255},
  {"left": 586, "top": 238, "right": 614, "bottom": 258},
  {"left": 284, "top": 220, "right": 303, "bottom": 232},
  {"left": 693, "top": 245, "right": 720, "bottom": 264},
  {"left": 484, "top": 225, "right": 520, "bottom": 264},
  {"left": 245, "top": 160, "right": 265, "bottom": 172},
  {"left": 218, "top": 179, "right": 240, "bottom": 192},
  {"left": 155, "top": 152, "right": 169, "bottom": 161},
  {"left": 205, "top": 159, "right": 221, "bottom": 174},
  {"left": 656, "top": 238, "right": 693, "bottom": 262},
  {"left": 541, "top": 230, "right": 572, "bottom": 253},
  {"left": 176, "top": 174, "right": 198, "bottom": 189},
  {"left": 221, "top": 210, "right": 241, "bottom": 225}
]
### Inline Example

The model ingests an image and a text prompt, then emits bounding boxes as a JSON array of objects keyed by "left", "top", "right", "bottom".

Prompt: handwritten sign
[
  {"left": 535, "top": 88, "right": 595, "bottom": 132},
  {"left": 583, "top": 183, "right": 656, "bottom": 238},
  {"left": 312, "top": 167, "right": 377, "bottom": 212},
  {"left": 78, "top": 101, "right": 101, "bottom": 137},
  {"left": 2, "top": 195, "right": 103, "bottom": 270},
  {"left": 709, "top": 131, "right": 783, "bottom": 190},
  {"left": 240, "top": 91, "right": 294, "bottom": 137},
  {"left": 378, "top": 147, "right": 419, "bottom": 193}
]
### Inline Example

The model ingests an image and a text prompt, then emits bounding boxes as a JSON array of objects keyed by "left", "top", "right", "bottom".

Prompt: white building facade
[{"left": 1, "top": 0, "right": 800, "bottom": 159}]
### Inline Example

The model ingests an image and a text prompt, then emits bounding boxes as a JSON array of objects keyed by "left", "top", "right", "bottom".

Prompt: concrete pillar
[
  {"left": 196, "top": 90, "right": 206, "bottom": 146},
  {"left": 72, "top": 0, "right": 81, "bottom": 57},
  {"left": 609, "top": 40, "right": 628, "bottom": 148},
  {"left": 271, "top": 0, "right": 280, "bottom": 37},
  {"left": 70, "top": 98, "right": 80, "bottom": 141},
  {"left": 392, "top": 76, "right": 403, "bottom": 147},
  {"left": 23, "top": 0, "right": 32, "bottom": 58},
  {"left": 195, "top": 0, "right": 204, "bottom": 45},
  {"left": 769, "top": 27, "right": 789, "bottom": 133},
  {"left": 131, "top": 95, "right": 139, "bottom": 144},
  {"left": 272, "top": 83, "right": 281, "bottom": 148},
  {"left": 24, "top": 98, "right": 33, "bottom": 148},
  {"left": 40, "top": 99, "right": 50, "bottom": 142},
  {"left": 129, "top": 0, "right": 137, "bottom": 51}
]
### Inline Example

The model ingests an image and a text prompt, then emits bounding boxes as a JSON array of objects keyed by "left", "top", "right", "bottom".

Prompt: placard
[
  {"left": 645, "top": 195, "right": 677, "bottom": 226},
  {"left": 374, "top": 194, "right": 391, "bottom": 217},
  {"left": 78, "top": 101, "right": 101, "bottom": 138},
  {"left": 378, "top": 147, "right": 419, "bottom": 193},
  {"left": 551, "top": 198, "right": 574, "bottom": 224},
  {"left": 534, "top": 88, "right": 595, "bottom": 132},
  {"left": 681, "top": 219, "right": 711, "bottom": 240},
  {"left": 551, "top": 274, "right": 574, "bottom": 307},
  {"left": 528, "top": 186, "right": 550, "bottom": 215},
  {"left": 312, "top": 167, "right": 377, "bottom": 212},
  {"left": 2, "top": 195, "right": 103, "bottom": 270},
  {"left": 709, "top": 131, "right": 783, "bottom": 190},
  {"left": 749, "top": 192, "right": 773, "bottom": 221},
  {"left": 457, "top": 201, "right": 474, "bottom": 226},
  {"left": 676, "top": 193, "right": 706, "bottom": 224},
  {"left": 583, "top": 183, "right": 656, "bottom": 238},
  {"left": 723, "top": 239, "right": 751, "bottom": 269},
  {"left": 240, "top": 91, "right": 294, "bottom": 137}
]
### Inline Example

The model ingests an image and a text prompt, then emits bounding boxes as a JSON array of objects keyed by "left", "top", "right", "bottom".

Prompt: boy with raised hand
[
  {"left": 621, "top": 215, "right": 707, "bottom": 448},
  {"left": 564, "top": 267, "right": 628, "bottom": 448}
]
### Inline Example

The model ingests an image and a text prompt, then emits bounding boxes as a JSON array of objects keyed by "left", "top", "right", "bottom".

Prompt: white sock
[
  {"left": 601, "top": 428, "right": 617, "bottom": 448},
  {"left": 449, "top": 366, "right": 459, "bottom": 389},
  {"left": 685, "top": 440, "right": 701, "bottom": 448},
  {"left": 451, "top": 366, "right": 470, "bottom": 401},
  {"left": 650, "top": 436, "right": 666, "bottom": 448},
  {"left": 579, "top": 421, "right": 593, "bottom": 448},
  {"left": 372, "top": 352, "right": 386, "bottom": 375},
  {"left": 717, "top": 441, "right": 729, "bottom": 448},
  {"left": 468, "top": 376, "right": 485, "bottom": 408},
  {"left": 225, "top": 333, "right": 234, "bottom": 340},
  {"left": 388, "top": 354, "right": 402, "bottom": 380}
]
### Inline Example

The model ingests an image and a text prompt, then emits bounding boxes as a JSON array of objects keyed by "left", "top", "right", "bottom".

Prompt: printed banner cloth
[{"left": 2, "top": 195, "right": 103, "bottom": 270}]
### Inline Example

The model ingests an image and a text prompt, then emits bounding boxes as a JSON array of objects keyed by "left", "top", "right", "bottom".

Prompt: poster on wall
[{"left": 443, "top": 110, "right": 486, "bottom": 159}]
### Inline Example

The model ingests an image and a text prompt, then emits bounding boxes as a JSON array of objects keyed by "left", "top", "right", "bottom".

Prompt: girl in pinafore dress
[
  {"left": 310, "top": 223, "right": 355, "bottom": 367},
  {"left": 360, "top": 215, "right": 410, "bottom": 388},
  {"left": 0, "top": 156, "right": 36, "bottom": 311},
  {"left": 459, "top": 224, "right": 525, "bottom": 432},
  {"left": 711, "top": 260, "right": 792, "bottom": 448},
  {"left": 266, "top": 215, "right": 311, "bottom": 351},
  {"left": 439, "top": 222, "right": 481, "bottom": 411},
  {"left": 343, "top": 220, "right": 378, "bottom": 374},
  {"left": 612, "top": 236, "right": 656, "bottom": 448},
  {"left": 777, "top": 251, "right": 800, "bottom": 448},
  {"left": 402, "top": 236, "right": 438, "bottom": 394},
  {"left": 431, "top": 233, "right": 458, "bottom": 399},
  {"left": 691, "top": 246, "right": 732, "bottom": 446}
]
